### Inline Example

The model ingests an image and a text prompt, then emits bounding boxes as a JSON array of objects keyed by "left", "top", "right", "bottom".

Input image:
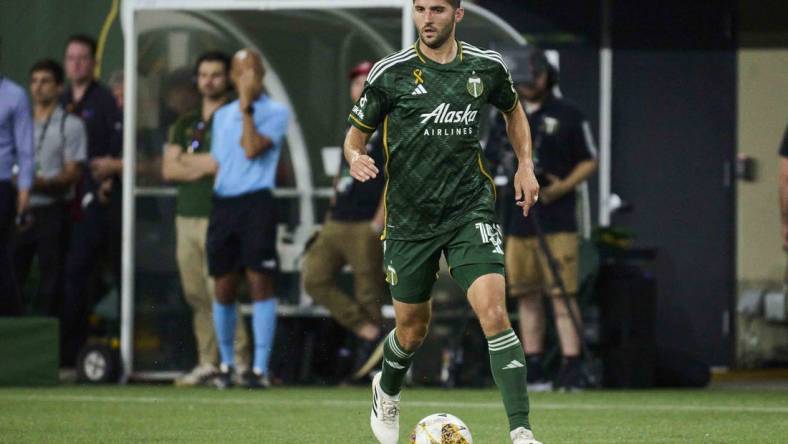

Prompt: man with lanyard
[
  {"left": 13, "top": 60, "right": 86, "bottom": 315},
  {"left": 345, "top": 1, "right": 542, "bottom": 442},
  {"left": 162, "top": 51, "right": 251, "bottom": 387},
  {"left": 303, "top": 61, "right": 387, "bottom": 381},
  {"left": 59, "top": 34, "right": 122, "bottom": 366},
  {"left": 207, "top": 49, "right": 289, "bottom": 389},
  {"left": 490, "top": 46, "right": 598, "bottom": 391},
  {"left": 0, "top": 73, "right": 35, "bottom": 315}
]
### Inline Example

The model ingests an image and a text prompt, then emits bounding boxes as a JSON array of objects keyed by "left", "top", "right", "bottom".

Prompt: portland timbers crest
[{"left": 467, "top": 72, "right": 484, "bottom": 98}]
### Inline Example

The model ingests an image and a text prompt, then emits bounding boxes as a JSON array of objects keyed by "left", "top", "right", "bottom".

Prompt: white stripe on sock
[
  {"left": 387, "top": 331, "right": 411, "bottom": 359},
  {"left": 488, "top": 337, "right": 521, "bottom": 352},
  {"left": 487, "top": 331, "right": 517, "bottom": 346}
]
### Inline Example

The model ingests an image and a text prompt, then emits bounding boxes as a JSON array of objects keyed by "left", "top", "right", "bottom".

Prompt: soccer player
[{"left": 344, "top": 1, "right": 542, "bottom": 443}]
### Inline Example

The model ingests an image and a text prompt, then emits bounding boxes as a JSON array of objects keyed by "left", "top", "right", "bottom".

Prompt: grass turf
[{"left": 0, "top": 385, "right": 786, "bottom": 443}]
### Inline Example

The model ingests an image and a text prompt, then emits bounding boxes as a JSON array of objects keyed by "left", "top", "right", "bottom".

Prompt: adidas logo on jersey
[
  {"left": 502, "top": 360, "right": 525, "bottom": 370},
  {"left": 411, "top": 84, "right": 428, "bottom": 95}
]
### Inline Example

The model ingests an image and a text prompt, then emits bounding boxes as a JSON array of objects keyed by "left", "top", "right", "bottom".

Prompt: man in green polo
[{"left": 162, "top": 51, "right": 249, "bottom": 387}]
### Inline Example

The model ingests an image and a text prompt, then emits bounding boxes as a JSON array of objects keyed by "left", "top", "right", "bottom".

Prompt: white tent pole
[
  {"left": 463, "top": 3, "right": 526, "bottom": 45},
  {"left": 599, "top": 0, "right": 613, "bottom": 226},
  {"left": 402, "top": 1, "right": 414, "bottom": 48},
  {"left": 120, "top": 0, "right": 137, "bottom": 383}
]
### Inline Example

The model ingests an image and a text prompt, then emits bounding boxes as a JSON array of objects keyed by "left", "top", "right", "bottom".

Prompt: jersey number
[{"left": 475, "top": 222, "right": 504, "bottom": 255}]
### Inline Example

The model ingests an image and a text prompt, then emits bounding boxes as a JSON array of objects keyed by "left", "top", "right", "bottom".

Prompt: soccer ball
[{"left": 409, "top": 413, "right": 473, "bottom": 444}]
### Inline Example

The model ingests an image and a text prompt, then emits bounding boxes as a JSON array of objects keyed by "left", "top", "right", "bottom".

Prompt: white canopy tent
[{"left": 119, "top": 0, "right": 611, "bottom": 381}]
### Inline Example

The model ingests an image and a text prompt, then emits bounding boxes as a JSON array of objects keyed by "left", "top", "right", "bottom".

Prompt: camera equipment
[{"left": 529, "top": 206, "right": 602, "bottom": 387}]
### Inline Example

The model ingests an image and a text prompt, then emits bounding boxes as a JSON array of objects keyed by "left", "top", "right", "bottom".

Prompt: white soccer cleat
[
  {"left": 510, "top": 427, "right": 542, "bottom": 444},
  {"left": 370, "top": 372, "right": 400, "bottom": 444}
]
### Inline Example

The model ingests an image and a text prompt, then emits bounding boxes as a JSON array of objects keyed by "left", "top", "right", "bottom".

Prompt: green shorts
[{"left": 383, "top": 220, "right": 505, "bottom": 303}]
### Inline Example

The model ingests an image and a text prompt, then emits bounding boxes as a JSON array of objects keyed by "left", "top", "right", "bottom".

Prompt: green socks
[
  {"left": 488, "top": 328, "right": 531, "bottom": 431},
  {"left": 379, "top": 329, "right": 414, "bottom": 396},
  {"left": 377, "top": 327, "right": 531, "bottom": 432}
]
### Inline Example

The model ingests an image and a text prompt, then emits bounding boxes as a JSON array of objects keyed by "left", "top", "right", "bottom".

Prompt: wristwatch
[{"left": 244, "top": 104, "right": 254, "bottom": 115}]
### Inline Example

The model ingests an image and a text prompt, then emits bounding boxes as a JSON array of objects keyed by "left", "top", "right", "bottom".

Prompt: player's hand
[
  {"left": 349, "top": 151, "right": 379, "bottom": 182},
  {"left": 514, "top": 164, "right": 539, "bottom": 217},
  {"left": 539, "top": 173, "right": 569, "bottom": 204}
]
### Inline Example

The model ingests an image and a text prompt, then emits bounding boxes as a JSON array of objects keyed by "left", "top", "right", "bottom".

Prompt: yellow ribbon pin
[{"left": 413, "top": 69, "right": 424, "bottom": 85}]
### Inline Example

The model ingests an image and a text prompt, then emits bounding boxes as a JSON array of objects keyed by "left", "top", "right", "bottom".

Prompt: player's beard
[{"left": 420, "top": 19, "right": 454, "bottom": 49}]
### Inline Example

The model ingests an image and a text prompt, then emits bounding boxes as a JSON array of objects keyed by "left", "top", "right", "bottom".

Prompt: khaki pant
[
  {"left": 505, "top": 232, "right": 579, "bottom": 297},
  {"left": 303, "top": 219, "right": 385, "bottom": 332},
  {"left": 176, "top": 216, "right": 250, "bottom": 367}
]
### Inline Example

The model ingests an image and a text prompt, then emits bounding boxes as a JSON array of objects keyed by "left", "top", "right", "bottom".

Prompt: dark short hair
[
  {"left": 414, "top": 0, "right": 461, "bottom": 8},
  {"left": 194, "top": 51, "right": 232, "bottom": 76},
  {"left": 66, "top": 34, "right": 97, "bottom": 58},
  {"left": 30, "top": 59, "right": 65, "bottom": 85}
]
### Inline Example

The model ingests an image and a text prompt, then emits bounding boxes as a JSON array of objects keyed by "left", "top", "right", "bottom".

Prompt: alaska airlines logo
[{"left": 419, "top": 103, "right": 478, "bottom": 125}]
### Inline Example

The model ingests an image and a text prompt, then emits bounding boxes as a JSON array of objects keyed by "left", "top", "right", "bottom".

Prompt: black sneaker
[
  {"left": 240, "top": 369, "right": 270, "bottom": 389},
  {"left": 350, "top": 333, "right": 386, "bottom": 381},
  {"left": 556, "top": 357, "right": 585, "bottom": 392},
  {"left": 525, "top": 354, "right": 553, "bottom": 392},
  {"left": 213, "top": 364, "right": 234, "bottom": 390}
]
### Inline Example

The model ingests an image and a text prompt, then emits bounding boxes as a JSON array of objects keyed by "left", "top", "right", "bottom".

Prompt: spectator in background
[
  {"left": 0, "top": 73, "right": 34, "bottom": 316},
  {"left": 779, "top": 124, "right": 788, "bottom": 252},
  {"left": 13, "top": 60, "right": 86, "bottom": 315},
  {"left": 59, "top": 34, "right": 122, "bottom": 366},
  {"left": 492, "top": 46, "right": 598, "bottom": 392},
  {"left": 303, "top": 61, "right": 386, "bottom": 381},
  {"left": 208, "top": 48, "right": 289, "bottom": 389},
  {"left": 162, "top": 51, "right": 251, "bottom": 387}
]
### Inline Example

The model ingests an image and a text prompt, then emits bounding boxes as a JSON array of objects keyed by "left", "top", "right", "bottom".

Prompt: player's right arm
[
  {"left": 343, "top": 126, "right": 378, "bottom": 182},
  {"left": 344, "top": 74, "right": 389, "bottom": 183}
]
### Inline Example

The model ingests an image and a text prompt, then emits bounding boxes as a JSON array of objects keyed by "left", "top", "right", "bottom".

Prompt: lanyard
[{"left": 37, "top": 110, "right": 55, "bottom": 156}]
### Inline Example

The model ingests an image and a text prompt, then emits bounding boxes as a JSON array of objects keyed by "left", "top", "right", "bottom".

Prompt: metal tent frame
[{"left": 120, "top": 0, "right": 612, "bottom": 381}]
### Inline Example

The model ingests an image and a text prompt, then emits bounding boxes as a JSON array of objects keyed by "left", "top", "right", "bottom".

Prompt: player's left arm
[{"left": 503, "top": 102, "right": 539, "bottom": 216}]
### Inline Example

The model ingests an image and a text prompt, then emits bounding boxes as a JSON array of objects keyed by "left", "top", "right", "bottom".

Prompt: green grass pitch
[{"left": 1, "top": 385, "right": 786, "bottom": 443}]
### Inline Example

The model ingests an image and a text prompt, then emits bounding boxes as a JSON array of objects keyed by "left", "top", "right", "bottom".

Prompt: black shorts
[{"left": 207, "top": 189, "right": 278, "bottom": 276}]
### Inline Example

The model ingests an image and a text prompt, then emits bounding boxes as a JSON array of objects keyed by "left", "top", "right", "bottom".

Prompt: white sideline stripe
[{"left": 3, "top": 394, "right": 788, "bottom": 414}]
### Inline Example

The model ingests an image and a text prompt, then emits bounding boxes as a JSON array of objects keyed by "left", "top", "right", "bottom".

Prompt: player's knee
[
  {"left": 397, "top": 323, "right": 429, "bottom": 350},
  {"left": 477, "top": 305, "right": 510, "bottom": 334}
]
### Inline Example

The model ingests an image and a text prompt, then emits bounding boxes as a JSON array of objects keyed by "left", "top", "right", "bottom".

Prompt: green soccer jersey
[{"left": 347, "top": 41, "right": 518, "bottom": 241}]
